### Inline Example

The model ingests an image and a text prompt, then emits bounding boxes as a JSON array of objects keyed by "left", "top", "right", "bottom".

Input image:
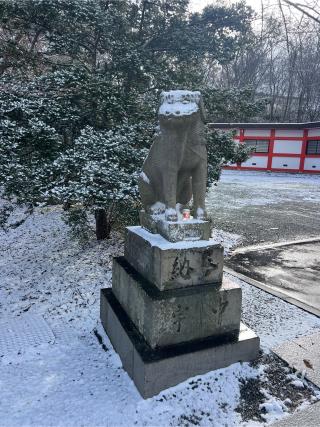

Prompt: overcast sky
[
  {"left": 189, "top": 0, "right": 265, "bottom": 13},
  {"left": 189, "top": 0, "right": 319, "bottom": 17}
]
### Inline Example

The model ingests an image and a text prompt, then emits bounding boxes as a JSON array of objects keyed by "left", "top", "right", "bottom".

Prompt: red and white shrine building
[{"left": 210, "top": 121, "right": 320, "bottom": 174}]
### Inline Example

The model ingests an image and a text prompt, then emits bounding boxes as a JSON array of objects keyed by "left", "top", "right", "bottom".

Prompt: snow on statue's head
[{"left": 158, "top": 90, "right": 206, "bottom": 122}]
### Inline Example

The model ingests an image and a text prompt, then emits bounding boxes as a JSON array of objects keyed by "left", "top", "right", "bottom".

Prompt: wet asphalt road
[{"left": 227, "top": 241, "right": 320, "bottom": 314}]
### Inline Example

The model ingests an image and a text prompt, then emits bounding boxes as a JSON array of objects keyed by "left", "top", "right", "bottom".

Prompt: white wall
[
  {"left": 241, "top": 156, "right": 268, "bottom": 168},
  {"left": 308, "top": 129, "right": 320, "bottom": 137},
  {"left": 273, "top": 140, "right": 302, "bottom": 154},
  {"left": 275, "top": 129, "right": 304, "bottom": 137},
  {"left": 304, "top": 158, "right": 320, "bottom": 171},
  {"left": 244, "top": 129, "right": 271, "bottom": 137},
  {"left": 271, "top": 157, "right": 300, "bottom": 169}
]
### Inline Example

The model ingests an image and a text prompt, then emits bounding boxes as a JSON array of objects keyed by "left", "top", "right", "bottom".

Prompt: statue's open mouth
[{"left": 159, "top": 101, "right": 199, "bottom": 118}]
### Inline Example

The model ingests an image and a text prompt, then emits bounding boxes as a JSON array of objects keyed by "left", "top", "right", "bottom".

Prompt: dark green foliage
[
  {"left": 207, "top": 129, "right": 250, "bottom": 184},
  {"left": 62, "top": 206, "right": 94, "bottom": 244},
  {"left": 0, "top": 0, "right": 263, "bottom": 238},
  {"left": 48, "top": 123, "right": 152, "bottom": 238}
]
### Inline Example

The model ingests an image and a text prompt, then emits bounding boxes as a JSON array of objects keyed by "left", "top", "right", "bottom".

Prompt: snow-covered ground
[
  {"left": 208, "top": 170, "right": 320, "bottom": 210},
  {"left": 1, "top": 204, "right": 320, "bottom": 427},
  {"left": 206, "top": 170, "right": 320, "bottom": 247}
]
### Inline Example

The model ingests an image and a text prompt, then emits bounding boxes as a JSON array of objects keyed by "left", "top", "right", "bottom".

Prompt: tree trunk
[{"left": 95, "top": 208, "right": 110, "bottom": 240}]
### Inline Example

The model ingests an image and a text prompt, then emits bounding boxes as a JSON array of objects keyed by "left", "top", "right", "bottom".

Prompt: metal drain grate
[{"left": 0, "top": 313, "right": 55, "bottom": 356}]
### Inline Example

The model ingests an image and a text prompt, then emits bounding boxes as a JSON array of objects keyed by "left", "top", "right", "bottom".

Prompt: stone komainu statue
[{"left": 138, "top": 90, "right": 207, "bottom": 222}]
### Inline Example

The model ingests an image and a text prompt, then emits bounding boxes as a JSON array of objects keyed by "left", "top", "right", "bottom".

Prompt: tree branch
[{"left": 282, "top": 0, "right": 320, "bottom": 24}]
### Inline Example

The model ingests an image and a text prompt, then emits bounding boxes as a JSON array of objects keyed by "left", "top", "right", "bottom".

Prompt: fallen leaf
[{"left": 303, "top": 359, "right": 313, "bottom": 370}]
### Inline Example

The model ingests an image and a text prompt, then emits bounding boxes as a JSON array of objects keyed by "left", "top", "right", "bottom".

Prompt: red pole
[
  {"left": 299, "top": 129, "right": 308, "bottom": 173},
  {"left": 267, "top": 129, "right": 275, "bottom": 171},
  {"left": 238, "top": 128, "right": 244, "bottom": 169}
]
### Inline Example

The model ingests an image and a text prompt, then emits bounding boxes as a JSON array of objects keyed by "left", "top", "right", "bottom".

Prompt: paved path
[
  {"left": 271, "top": 331, "right": 320, "bottom": 426},
  {"left": 207, "top": 171, "right": 320, "bottom": 247},
  {"left": 226, "top": 240, "right": 320, "bottom": 315},
  {"left": 208, "top": 171, "right": 320, "bottom": 314},
  {"left": 273, "top": 331, "right": 320, "bottom": 389},
  {"left": 271, "top": 401, "right": 320, "bottom": 427}
]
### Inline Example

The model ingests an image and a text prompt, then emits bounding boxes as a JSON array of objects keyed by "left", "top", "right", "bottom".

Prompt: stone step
[
  {"left": 100, "top": 288, "right": 260, "bottom": 399},
  {"left": 139, "top": 210, "right": 211, "bottom": 243},
  {"left": 112, "top": 256, "right": 241, "bottom": 349}
]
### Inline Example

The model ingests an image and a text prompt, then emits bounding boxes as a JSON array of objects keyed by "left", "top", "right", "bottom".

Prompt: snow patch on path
[
  {"left": 0, "top": 313, "right": 55, "bottom": 358},
  {"left": 212, "top": 228, "right": 242, "bottom": 255}
]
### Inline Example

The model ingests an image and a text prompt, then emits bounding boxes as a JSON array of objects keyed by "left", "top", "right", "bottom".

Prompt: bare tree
[
  {"left": 213, "top": 0, "right": 320, "bottom": 122},
  {"left": 282, "top": 0, "right": 320, "bottom": 24}
]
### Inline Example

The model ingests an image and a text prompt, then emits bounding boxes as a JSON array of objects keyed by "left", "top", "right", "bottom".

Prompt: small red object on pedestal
[{"left": 182, "top": 209, "right": 190, "bottom": 220}]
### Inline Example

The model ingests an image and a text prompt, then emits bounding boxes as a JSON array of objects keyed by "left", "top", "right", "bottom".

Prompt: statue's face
[
  {"left": 159, "top": 90, "right": 201, "bottom": 121},
  {"left": 165, "top": 93, "right": 192, "bottom": 104}
]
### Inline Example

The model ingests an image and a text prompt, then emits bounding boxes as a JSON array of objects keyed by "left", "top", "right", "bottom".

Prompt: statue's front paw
[
  {"left": 195, "top": 207, "right": 207, "bottom": 220},
  {"left": 150, "top": 202, "right": 166, "bottom": 215},
  {"left": 165, "top": 208, "right": 178, "bottom": 222}
]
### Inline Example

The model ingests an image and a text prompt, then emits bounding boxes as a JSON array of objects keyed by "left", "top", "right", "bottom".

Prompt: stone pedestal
[
  {"left": 124, "top": 226, "right": 224, "bottom": 290},
  {"left": 139, "top": 210, "right": 211, "bottom": 243},
  {"left": 100, "top": 226, "right": 259, "bottom": 398},
  {"left": 112, "top": 257, "right": 241, "bottom": 349},
  {"left": 101, "top": 289, "right": 259, "bottom": 398}
]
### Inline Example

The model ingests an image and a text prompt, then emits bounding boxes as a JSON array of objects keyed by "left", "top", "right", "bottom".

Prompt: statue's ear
[{"left": 198, "top": 94, "right": 206, "bottom": 123}]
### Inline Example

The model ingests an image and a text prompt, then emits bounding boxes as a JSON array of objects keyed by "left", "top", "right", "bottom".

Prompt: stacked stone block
[{"left": 100, "top": 225, "right": 259, "bottom": 398}]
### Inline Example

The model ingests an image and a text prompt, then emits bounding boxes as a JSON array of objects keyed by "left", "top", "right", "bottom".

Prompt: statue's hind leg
[
  {"left": 192, "top": 162, "right": 207, "bottom": 219},
  {"left": 177, "top": 173, "right": 192, "bottom": 213},
  {"left": 138, "top": 175, "right": 158, "bottom": 213}
]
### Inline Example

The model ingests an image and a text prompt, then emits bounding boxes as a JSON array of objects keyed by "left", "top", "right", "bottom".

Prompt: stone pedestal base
[
  {"left": 139, "top": 210, "right": 211, "bottom": 243},
  {"left": 125, "top": 226, "right": 223, "bottom": 290},
  {"left": 101, "top": 289, "right": 260, "bottom": 399},
  {"left": 100, "top": 224, "right": 259, "bottom": 398},
  {"left": 112, "top": 256, "right": 241, "bottom": 349}
]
